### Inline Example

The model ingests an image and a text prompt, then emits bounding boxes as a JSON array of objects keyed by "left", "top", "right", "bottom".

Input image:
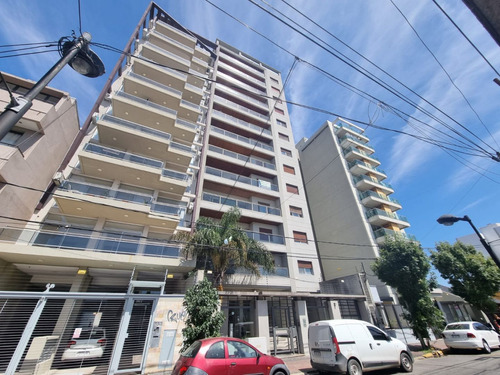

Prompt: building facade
[
  {"left": 0, "top": 4, "right": 372, "bottom": 374},
  {"left": 297, "top": 118, "right": 413, "bottom": 324}
]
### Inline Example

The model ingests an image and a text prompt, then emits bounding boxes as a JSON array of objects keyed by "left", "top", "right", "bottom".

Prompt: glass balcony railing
[
  {"left": 338, "top": 133, "right": 372, "bottom": 147},
  {"left": 100, "top": 114, "right": 172, "bottom": 142},
  {"left": 185, "top": 82, "right": 204, "bottom": 95},
  {"left": 84, "top": 143, "right": 189, "bottom": 181},
  {"left": 214, "top": 95, "right": 269, "bottom": 121},
  {"left": 218, "top": 50, "right": 265, "bottom": 77},
  {"left": 215, "top": 83, "right": 268, "bottom": 108},
  {"left": 176, "top": 117, "right": 198, "bottom": 131},
  {"left": 217, "top": 71, "right": 265, "bottom": 96},
  {"left": 353, "top": 174, "right": 393, "bottom": 190},
  {"left": 212, "top": 109, "right": 271, "bottom": 135},
  {"left": 366, "top": 208, "right": 408, "bottom": 223},
  {"left": 180, "top": 99, "right": 201, "bottom": 112},
  {"left": 170, "top": 141, "right": 194, "bottom": 154},
  {"left": 150, "top": 30, "right": 193, "bottom": 53},
  {"left": 127, "top": 71, "right": 182, "bottom": 97},
  {"left": 202, "top": 192, "right": 281, "bottom": 216},
  {"left": 205, "top": 166, "right": 279, "bottom": 192},
  {"left": 348, "top": 160, "right": 386, "bottom": 175},
  {"left": 244, "top": 230, "right": 285, "bottom": 245},
  {"left": 218, "top": 60, "right": 266, "bottom": 89},
  {"left": 115, "top": 90, "right": 177, "bottom": 116},
  {"left": 342, "top": 146, "right": 380, "bottom": 163},
  {"left": 358, "top": 190, "right": 400, "bottom": 205},
  {"left": 59, "top": 181, "right": 187, "bottom": 217},
  {"left": 373, "top": 228, "right": 416, "bottom": 241},
  {"left": 211, "top": 126, "right": 273, "bottom": 152},
  {"left": 0, "top": 227, "right": 182, "bottom": 259},
  {"left": 208, "top": 144, "right": 275, "bottom": 170}
]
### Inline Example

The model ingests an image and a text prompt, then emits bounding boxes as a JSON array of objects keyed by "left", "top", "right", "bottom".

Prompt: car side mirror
[
  {"left": 256, "top": 352, "right": 261, "bottom": 363},
  {"left": 386, "top": 335, "right": 392, "bottom": 341}
]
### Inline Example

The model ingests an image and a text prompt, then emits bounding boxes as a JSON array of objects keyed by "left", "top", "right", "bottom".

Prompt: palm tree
[{"left": 179, "top": 207, "right": 275, "bottom": 289}]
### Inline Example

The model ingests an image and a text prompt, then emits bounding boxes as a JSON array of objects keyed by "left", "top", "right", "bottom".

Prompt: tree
[
  {"left": 179, "top": 207, "right": 275, "bottom": 289},
  {"left": 431, "top": 241, "right": 500, "bottom": 313},
  {"left": 181, "top": 278, "right": 225, "bottom": 351},
  {"left": 372, "top": 236, "right": 444, "bottom": 347}
]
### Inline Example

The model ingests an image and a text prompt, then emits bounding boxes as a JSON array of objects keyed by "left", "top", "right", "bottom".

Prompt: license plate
[
  {"left": 451, "top": 334, "right": 460, "bottom": 338},
  {"left": 77, "top": 351, "right": 90, "bottom": 357}
]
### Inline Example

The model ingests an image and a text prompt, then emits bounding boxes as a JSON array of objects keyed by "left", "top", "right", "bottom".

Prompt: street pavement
[{"left": 281, "top": 339, "right": 448, "bottom": 375}]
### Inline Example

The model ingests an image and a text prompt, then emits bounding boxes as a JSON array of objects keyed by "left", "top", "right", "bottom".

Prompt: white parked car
[
  {"left": 442, "top": 321, "right": 500, "bottom": 353},
  {"left": 61, "top": 328, "right": 107, "bottom": 361},
  {"left": 309, "top": 319, "right": 413, "bottom": 375}
]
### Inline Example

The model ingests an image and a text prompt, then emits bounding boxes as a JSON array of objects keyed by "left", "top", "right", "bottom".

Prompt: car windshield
[
  {"left": 445, "top": 323, "right": 470, "bottom": 330},
  {"left": 77, "top": 329, "right": 104, "bottom": 340},
  {"left": 182, "top": 340, "right": 202, "bottom": 358}
]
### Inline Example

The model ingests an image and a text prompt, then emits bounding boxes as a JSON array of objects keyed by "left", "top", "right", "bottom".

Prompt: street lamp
[
  {"left": 437, "top": 214, "right": 500, "bottom": 269},
  {"left": 0, "top": 32, "right": 105, "bottom": 140}
]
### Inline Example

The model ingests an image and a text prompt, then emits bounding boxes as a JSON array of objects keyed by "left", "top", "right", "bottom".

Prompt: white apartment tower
[{"left": 297, "top": 119, "right": 412, "bottom": 311}]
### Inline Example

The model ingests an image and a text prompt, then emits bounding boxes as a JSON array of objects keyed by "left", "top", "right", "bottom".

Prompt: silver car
[
  {"left": 61, "top": 328, "right": 107, "bottom": 361},
  {"left": 442, "top": 321, "right": 500, "bottom": 353}
]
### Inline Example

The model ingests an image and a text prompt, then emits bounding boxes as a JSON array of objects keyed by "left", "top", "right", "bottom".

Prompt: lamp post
[
  {"left": 437, "top": 214, "right": 500, "bottom": 269},
  {"left": 0, "top": 32, "right": 105, "bottom": 140}
]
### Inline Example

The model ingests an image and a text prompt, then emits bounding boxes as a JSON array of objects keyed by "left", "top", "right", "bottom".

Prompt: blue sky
[{"left": 1, "top": 1, "right": 499, "bottom": 270}]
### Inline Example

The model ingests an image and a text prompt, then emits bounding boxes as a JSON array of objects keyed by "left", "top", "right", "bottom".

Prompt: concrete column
[
  {"left": 328, "top": 300, "right": 342, "bottom": 319},
  {"left": 295, "top": 300, "right": 309, "bottom": 354},
  {"left": 358, "top": 300, "right": 372, "bottom": 322},
  {"left": 255, "top": 300, "right": 269, "bottom": 353}
]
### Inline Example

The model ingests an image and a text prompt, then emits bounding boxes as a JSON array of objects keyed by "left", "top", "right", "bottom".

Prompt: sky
[{"left": 1, "top": 0, "right": 499, "bottom": 277}]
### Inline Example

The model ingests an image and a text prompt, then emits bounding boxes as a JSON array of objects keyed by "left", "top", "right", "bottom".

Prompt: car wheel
[
  {"left": 347, "top": 359, "right": 362, "bottom": 375},
  {"left": 273, "top": 371, "right": 286, "bottom": 375},
  {"left": 483, "top": 340, "right": 491, "bottom": 354},
  {"left": 400, "top": 352, "right": 413, "bottom": 372}
]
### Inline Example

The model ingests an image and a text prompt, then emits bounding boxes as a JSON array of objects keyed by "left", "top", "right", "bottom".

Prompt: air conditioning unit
[
  {"left": 187, "top": 202, "right": 194, "bottom": 213},
  {"left": 52, "top": 171, "right": 64, "bottom": 186}
]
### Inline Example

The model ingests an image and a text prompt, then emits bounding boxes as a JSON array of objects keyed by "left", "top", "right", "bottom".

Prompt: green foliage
[
  {"left": 372, "top": 236, "right": 444, "bottom": 344},
  {"left": 178, "top": 207, "right": 275, "bottom": 288},
  {"left": 181, "top": 278, "right": 225, "bottom": 351},
  {"left": 431, "top": 241, "right": 500, "bottom": 313}
]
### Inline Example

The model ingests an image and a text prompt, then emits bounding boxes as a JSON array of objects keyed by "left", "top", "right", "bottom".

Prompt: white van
[{"left": 308, "top": 319, "right": 413, "bottom": 374}]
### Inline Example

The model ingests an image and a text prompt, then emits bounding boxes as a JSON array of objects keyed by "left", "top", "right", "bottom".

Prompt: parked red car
[{"left": 172, "top": 337, "right": 290, "bottom": 375}]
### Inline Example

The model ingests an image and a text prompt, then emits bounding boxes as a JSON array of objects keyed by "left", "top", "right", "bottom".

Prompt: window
[
  {"left": 293, "top": 231, "right": 308, "bottom": 243},
  {"left": 228, "top": 340, "right": 257, "bottom": 358},
  {"left": 286, "top": 184, "right": 299, "bottom": 194},
  {"left": 290, "top": 206, "right": 303, "bottom": 217},
  {"left": 275, "top": 108, "right": 285, "bottom": 115},
  {"left": 276, "top": 119, "right": 287, "bottom": 128},
  {"left": 298, "top": 261, "right": 313, "bottom": 275},
  {"left": 367, "top": 326, "right": 388, "bottom": 341},
  {"left": 259, "top": 227, "right": 273, "bottom": 242},
  {"left": 283, "top": 164, "right": 295, "bottom": 174},
  {"left": 205, "top": 341, "right": 225, "bottom": 359},
  {"left": 281, "top": 148, "right": 292, "bottom": 157},
  {"left": 278, "top": 132, "right": 289, "bottom": 141},
  {"left": 271, "top": 86, "right": 280, "bottom": 94},
  {"left": 271, "top": 77, "right": 279, "bottom": 84},
  {"left": 1, "top": 130, "right": 23, "bottom": 145}
]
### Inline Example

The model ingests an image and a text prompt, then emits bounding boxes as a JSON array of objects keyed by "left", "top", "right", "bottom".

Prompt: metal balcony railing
[
  {"left": 215, "top": 83, "right": 268, "bottom": 108},
  {"left": 214, "top": 95, "right": 269, "bottom": 121},
  {"left": 208, "top": 144, "right": 275, "bottom": 170},
  {"left": 212, "top": 109, "right": 271, "bottom": 135},
  {"left": 211, "top": 126, "right": 273, "bottom": 152}
]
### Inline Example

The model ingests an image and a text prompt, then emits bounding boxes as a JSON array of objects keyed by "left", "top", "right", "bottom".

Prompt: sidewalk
[{"left": 281, "top": 339, "right": 448, "bottom": 375}]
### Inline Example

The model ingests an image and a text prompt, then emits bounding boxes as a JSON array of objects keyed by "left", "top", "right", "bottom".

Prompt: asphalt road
[{"left": 409, "top": 350, "right": 500, "bottom": 375}]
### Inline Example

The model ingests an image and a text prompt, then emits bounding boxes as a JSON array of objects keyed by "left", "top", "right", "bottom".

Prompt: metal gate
[{"left": 0, "top": 282, "right": 176, "bottom": 374}]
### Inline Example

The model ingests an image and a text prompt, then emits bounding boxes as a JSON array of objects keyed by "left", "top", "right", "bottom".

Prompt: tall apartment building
[
  {"left": 0, "top": 4, "right": 371, "bottom": 374},
  {"left": 297, "top": 119, "right": 412, "bottom": 319}
]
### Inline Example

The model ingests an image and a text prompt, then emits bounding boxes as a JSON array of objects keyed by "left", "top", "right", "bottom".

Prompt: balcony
[
  {"left": 212, "top": 109, "right": 271, "bottom": 137},
  {"left": 55, "top": 181, "right": 186, "bottom": 229},
  {"left": 133, "top": 57, "right": 187, "bottom": 92},
  {"left": 97, "top": 114, "right": 195, "bottom": 168},
  {"left": 205, "top": 166, "right": 279, "bottom": 193},
  {"left": 214, "top": 95, "right": 270, "bottom": 122},
  {"left": 339, "top": 134, "right": 375, "bottom": 154},
  {"left": 244, "top": 230, "right": 285, "bottom": 245},
  {"left": 155, "top": 20, "right": 197, "bottom": 50},
  {"left": 373, "top": 228, "right": 416, "bottom": 244},
  {"left": 342, "top": 146, "right": 380, "bottom": 167},
  {"left": 0, "top": 226, "right": 184, "bottom": 259},
  {"left": 141, "top": 42, "right": 190, "bottom": 71},
  {"left": 335, "top": 122, "right": 369, "bottom": 143},
  {"left": 348, "top": 160, "right": 387, "bottom": 180},
  {"left": 79, "top": 143, "right": 189, "bottom": 196},
  {"left": 183, "top": 82, "right": 204, "bottom": 104},
  {"left": 123, "top": 71, "right": 182, "bottom": 109},
  {"left": 217, "top": 71, "right": 266, "bottom": 96},
  {"left": 353, "top": 174, "right": 394, "bottom": 194},
  {"left": 218, "top": 60, "right": 266, "bottom": 90},
  {"left": 148, "top": 30, "right": 194, "bottom": 63},
  {"left": 366, "top": 208, "right": 410, "bottom": 229},
  {"left": 112, "top": 91, "right": 197, "bottom": 142},
  {"left": 201, "top": 192, "right": 281, "bottom": 219},
  {"left": 218, "top": 49, "right": 265, "bottom": 77},
  {"left": 211, "top": 126, "right": 274, "bottom": 153},
  {"left": 215, "top": 83, "right": 268, "bottom": 110},
  {"left": 359, "top": 190, "right": 402, "bottom": 211},
  {"left": 208, "top": 145, "right": 275, "bottom": 171}
]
